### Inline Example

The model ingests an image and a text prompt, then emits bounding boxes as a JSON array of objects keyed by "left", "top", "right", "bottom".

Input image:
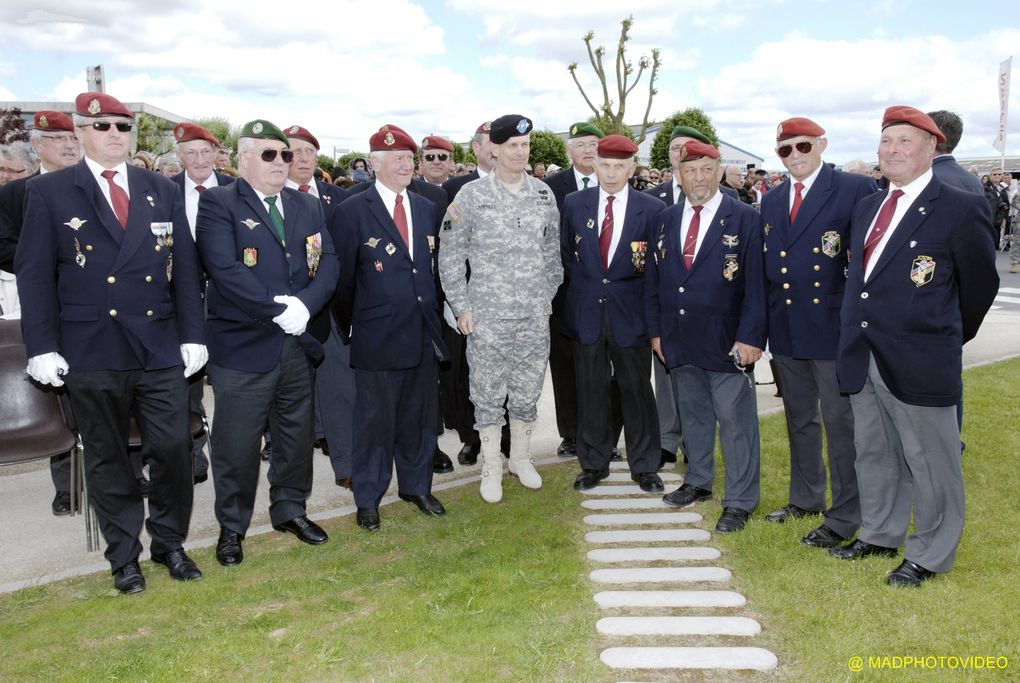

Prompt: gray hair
[
  {"left": 0, "top": 141, "right": 39, "bottom": 169},
  {"left": 842, "top": 159, "right": 871, "bottom": 176}
]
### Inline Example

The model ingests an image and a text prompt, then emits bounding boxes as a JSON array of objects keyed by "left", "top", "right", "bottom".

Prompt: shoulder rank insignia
[
  {"left": 821, "top": 230, "right": 840, "bottom": 257},
  {"left": 722, "top": 234, "right": 738, "bottom": 247},
  {"left": 64, "top": 217, "right": 87, "bottom": 231},
  {"left": 910, "top": 255, "right": 935, "bottom": 287},
  {"left": 242, "top": 218, "right": 260, "bottom": 230}
]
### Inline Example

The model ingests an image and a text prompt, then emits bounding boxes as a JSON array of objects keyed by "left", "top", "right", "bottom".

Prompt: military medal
[
  {"left": 64, "top": 217, "right": 87, "bottom": 231},
  {"left": 374, "top": 260, "right": 383, "bottom": 272},
  {"left": 631, "top": 241, "right": 647, "bottom": 273},
  {"left": 243, "top": 247, "right": 258, "bottom": 268},
  {"left": 426, "top": 235, "right": 435, "bottom": 252},
  {"left": 242, "top": 218, "right": 260, "bottom": 230},
  {"left": 306, "top": 233, "right": 322, "bottom": 278},
  {"left": 575, "top": 235, "right": 582, "bottom": 244},
  {"left": 166, "top": 252, "right": 173, "bottom": 282},
  {"left": 385, "top": 242, "right": 396, "bottom": 256},
  {"left": 723, "top": 254, "right": 739, "bottom": 281},
  {"left": 821, "top": 230, "right": 840, "bottom": 257},
  {"left": 722, "top": 234, "right": 738, "bottom": 247},
  {"left": 73, "top": 237, "right": 85, "bottom": 268},
  {"left": 151, "top": 222, "right": 173, "bottom": 249},
  {"left": 910, "top": 255, "right": 935, "bottom": 287},
  {"left": 764, "top": 223, "right": 771, "bottom": 236}
]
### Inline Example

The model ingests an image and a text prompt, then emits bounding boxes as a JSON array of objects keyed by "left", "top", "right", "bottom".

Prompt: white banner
[{"left": 993, "top": 57, "right": 1011, "bottom": 153}]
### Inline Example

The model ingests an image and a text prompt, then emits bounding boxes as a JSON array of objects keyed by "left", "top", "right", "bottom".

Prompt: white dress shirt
[
  {"left": 680, "top": 189, "right": 724, "bottom": 263},
  {"left": 374, "top": 181, "right": 414, "bottom": 252},
  {"left": 864, "top": 168, "right": 933, "bottom": 281},
  {"left": 787, "top": 162, "right": 824, "bottom": 214},
  {"left": 597, "top": 184, "right": 629, "bottom": 267},
  {"left": 185, "top": 172, "right": 219, "bottom": 238},
  {"left": 83, "top": 156, "right": 130, "bottom": 215}
]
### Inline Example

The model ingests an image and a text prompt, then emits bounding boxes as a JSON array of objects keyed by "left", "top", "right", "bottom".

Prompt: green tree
[
  {"left": 568, "top": 16, "right": 660, "bottom": 143},
  {"left": 337, "top": 151, "right": 370, "bottom": 170},
  {"left": 193, "top": 116, "right": 239, "bottom": 152},
  {"left": 451, "top": 141, "right": 468, "bottom": 165},
  {"left": 317, "top": 154, "right": 334, "bottom": 173},
  {"left": 648, "top": 108, "right": 719, "bottom": 170},
  {"left": 528, "top": 130, "right": 568, "bottom": 168},
  {"left": 0, "top": 107, "right": 29, "bottom": 144},
  {"left": 134, "top": 112, "right": 171, "bottom": 155}
]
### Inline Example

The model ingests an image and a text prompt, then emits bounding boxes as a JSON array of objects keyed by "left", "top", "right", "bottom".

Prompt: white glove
[
  {"left": 442, "top": 302, "right": 459, "bottom": 332},
  {"left": 272, "top": 295, "right": 310, "bottom": 336},
  {"left": 180, "top": 343, "right": 208, "bottom": 378},
  {"left": 27, "top": 352, "right": 69, "bottom": 387}
]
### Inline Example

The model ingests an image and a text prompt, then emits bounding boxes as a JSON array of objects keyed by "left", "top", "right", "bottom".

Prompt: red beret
[
  {"left": 776, "top": 117, "right": 824, "bottom": 141},
  {"left": 678, "top": 140, "right": 720, "bottom": 162},
  {"left": 881, "top": 105, "right": 946, "bottom": 144},
  {"left": 34, "top": 110, "right": 74, "bottom": 132},
  {"left": 421, "top": 135, "right": 454, "bottom": 153},
  {"left": 597, "top": 134, "right": 638, "bottom": 159},
  {"left": 284, "top": 124, "right": 320, "bottom": 150},
  {"left": 74, "top": 92, "right": 133, "bottom": 118},
  {"left": 370, "top": 124, "right": 417, "bottom": 153},
  {"left": 173, "top": 122, "right": 218, "bottom": 146},
  {"left": 475, "top": 121, "right": 491, "bottom": 135}
]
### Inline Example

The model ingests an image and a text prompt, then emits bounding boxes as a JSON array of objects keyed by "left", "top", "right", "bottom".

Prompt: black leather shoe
[
  {"left": 573, "top": 469, "right": 610, "bottom": 491},
  {"left": 433, "top": 448, "right": 454, "bottom": 474},
  {"left": 357, "top": 507, "right": 381, "bottom": 531},
  {"left": 764, "top": 503, "right": 821, "bottom": 523},
  {"left": 801, "top": 524, "right": 846, "bottom": 548},
  {"left": 51, "top": 491, "right": 72, "bottom": 516},
  {"left": 828, "top": 538, "right": 898, "bottom": 560},
  {"left": 659, "top": 448, "right": 677, "bottom": 468},
  {"left": 216, "top": 527, "right": 244, "bottom": 567},
  {"left": 716, "top": 507, "right": 751, "bottom": 532},
  {"left": 151, "top": 548, "right": 203, "bottom": 581},
  {"left": 557, "top": 437, "right": 577, "bottom": 457},
  {"left": 887, "top": 559, "right": 936, "bottom": 587},
  {"left": 398, "top": 492, "right": 446, "bottom": 516},
  {"left": 113, "top": 560, "right": 146, "bottom": 594},
  {"left": 610, "top": 447, "right": 622, "bottom": 461},
  {"left": 633, "top": 472, "right": 665, "bottom": 493},
  {"left": 314, "top": 438, "right": 330, "bottom": 456},
  {"left": 336, "top": 477, "right": 353, "bottom": 490},
  {"left": 273, "top": 515, "right": 328, "bottom": 545},
  {"left": 261, "top": 441, "right": 271, "bottom": 462},
  {"left": 193, "top": 472, "right": 208, "bottom": 485},
  {"left": 458, "top": 442, "right": 480, "bottom": 465},
  {"left": 662, "top": 483, "right": 712, "bottom": 507}
]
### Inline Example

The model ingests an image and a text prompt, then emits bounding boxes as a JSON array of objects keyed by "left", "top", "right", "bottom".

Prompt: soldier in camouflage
[{"left": 438, "top": 114, "right": 562, "bottom": 503}]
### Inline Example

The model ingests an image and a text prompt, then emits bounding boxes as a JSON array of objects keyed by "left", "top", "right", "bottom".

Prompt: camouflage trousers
[{"left": 467, "top": 315, "right": 550, "bottom": 429}]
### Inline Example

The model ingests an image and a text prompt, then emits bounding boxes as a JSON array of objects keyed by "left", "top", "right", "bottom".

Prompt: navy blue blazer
[
  {"left": 645, "top": 192, "right": 767, "bottom": 373},
  {"left": 15, "top": 160, "right": 205, "bottom": 371},
  {"left": 196, "top": 178, "right": 338, "bottom": 372},
  {"left": 760, "top": 164, "right": 877, "bottom": 359},
  {"left": 0, "top": 170, "right": 39, "bottom": 272},
  {"left": 931, "top": 155, "right": 984, "bottom": 197},
  {"left": 560, "top": 187, "right": 663, "bottom": 347},
  {"left": 315, "top": 179, "right": 351, "bottom": 210},
  {"left": 545, "top": 167, "right": 584, "bottom": 212},
  {"left": 329, "top": 185, "right": 448, "bottom": 371},
  {"left": 837, "top": 177, "right": 998, "bottom": 406},
  {"left": 442, "top": 169, "right": 479, "bottom": 201}
]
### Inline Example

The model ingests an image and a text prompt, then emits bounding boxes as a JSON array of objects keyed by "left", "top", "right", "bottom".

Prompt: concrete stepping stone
[
  {"left": 597, "top": 615, "right": 761, "bottom": 636},
  {"left": 587, "top": 547, "right": 720, "bottom": 563},
  {"left": 590, "top": 567, "right": 731, "bottom": 584},
  {"left": 583, "top": 512, "right": 700, "bottom": 526},
  {"left": 585, "top": 529, "right": 711, "bottom": 544},
  {"left": 594, "top": 590, "right": 745, "bottom": 608},
  {"left": 582, "top": 498, "right": 673, "bottom": 510},
  {"left": 604, "top": 472, "right": 682, "bottom": 482},
  {"left": 579, "top": 485, "right": 662, "bottom": 496},
  {"left": 601, "top": 646, "right": 778, "bottom": 671}
]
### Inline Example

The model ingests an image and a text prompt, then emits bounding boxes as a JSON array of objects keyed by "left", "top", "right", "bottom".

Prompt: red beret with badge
[
  {"left": 173, "top": 122, "right": 219, "bottom": 146},
  {"left": 776, "top": 117, "right": 825, "bottom": 141},
  {"left": 370, "top": 124, "right": 417, "bottom": 153},
  {"left": 34, "top": 110, "right": 74, "bottom": 132},
  {"left": 881, "top": 105, "right": 947, "bottom": 144},
  {"left": 597, "top": 134, "right": 638, "bottom": 159},
  {"left": 74, "top": 92, "right": 133, "bottom": 118},
  {"left": 284, "top": 125, "right": 320, "bottom": 150},
  {"left": 421, "top": 135, "right": 454, "bottom": 153},
  {"left": 475, "top": 121, "right": 492, "bottom": 135},
  {"left": 678, "top": 140, "right": 720, "bottom": 162}
]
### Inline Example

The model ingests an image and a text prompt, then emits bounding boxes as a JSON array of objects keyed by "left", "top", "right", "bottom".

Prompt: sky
[{"left": 1, "top": 0, "right": 1017, "bottom": 167}]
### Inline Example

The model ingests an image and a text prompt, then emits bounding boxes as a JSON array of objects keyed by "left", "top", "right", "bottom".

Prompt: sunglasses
[
  {"left": 259, "top": 149, "right": 294, "bottom": 163},
  {"left": 424, "top": 153, "right": 449, "bottom": 162},
  {"left": 777, "top": 141, "right": 815, "bottom": 158},
  {"left": 83, "top": 121, "right": 133, "bottom": 133}
]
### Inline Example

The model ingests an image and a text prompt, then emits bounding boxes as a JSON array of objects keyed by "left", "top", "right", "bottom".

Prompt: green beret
[
  {"left": 239, "top": 119, "right": 289, "bottom": 146},
  {"left": 569, "top": 122, "right": 605, "bottom": 139},
  {"left": 670, "top": 125, "right": 712, "bottom": 145}
]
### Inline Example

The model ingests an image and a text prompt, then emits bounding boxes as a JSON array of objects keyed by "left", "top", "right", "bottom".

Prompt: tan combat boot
[
  {"left": 507, "top": 419, "right": 542, "bottom": 490},
  {"left": 478, "top": 425, "right": 504, "bottom": 503}
]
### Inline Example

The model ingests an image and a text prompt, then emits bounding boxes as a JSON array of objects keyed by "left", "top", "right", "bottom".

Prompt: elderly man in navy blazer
[
  {"left": 330, "top": 125, "right": 448, "bottom": 532},
  {"left": 16, "top": 92, "right": 207, "bottom": 593},
  {"left": 197, "top": 119, "right": 338, "bottom": 566},
  {"left": 646, "top": 140, "right": 767, "bottom": 533},
  {"left": 759, "top": 117, "right": 877, "bottom": 549},
  {"left": 560, "top": 135, "right": 663, "bottom": 492},
  {"left": 831, "top": 106, "right": 998, "bottom": 587}
]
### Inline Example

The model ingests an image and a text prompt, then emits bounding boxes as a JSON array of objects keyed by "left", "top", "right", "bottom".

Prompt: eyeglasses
[
  {"left": 40, "top": 134, "right": 77, "bottom": 143},
  {"left": 423, "top": 153, "right": 449, "bottom": 162},
  {"left": 81, "top": 122, "right": 133, "bottom": 133},
  {"left": 180, "top": 148, "right": 216, "bottom": 159},
  {"left": 259, "top": 149, "right": 294, "bottom": 163},
  {"left": 777, "top": 141, "right": 815, "bottom": 158}
]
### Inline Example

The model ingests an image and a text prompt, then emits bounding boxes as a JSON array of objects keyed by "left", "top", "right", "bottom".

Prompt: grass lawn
[{"left": 1, "top": 361, "right": 1018, "bottom": 681}]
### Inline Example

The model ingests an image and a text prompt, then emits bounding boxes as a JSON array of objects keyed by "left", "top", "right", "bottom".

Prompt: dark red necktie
[
  {"left": 195, "top": 184, "right": 206, "bottom": 193},
  {"left": 101, "top": 169, "right": 129, "bottom": 229},
  {"left": 599, "top": 195, "right": 615, "bottom": 271},
  {"left": 393, "top": 194, "right": 409, "bottom": 248},
  {"left": 298, "top": 184, "right": 310, "bottom": 193},
  {"left": 789, "top": 181, "right": 804, "bottom": 224},
  {"left": 862, "top": 189, "right": 905, "bottom": 271},
  {"left": 683, "top": 205, "right": 702, "bottom": 269}
]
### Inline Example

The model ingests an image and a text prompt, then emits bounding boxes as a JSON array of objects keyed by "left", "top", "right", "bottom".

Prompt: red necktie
[
  {"left": 195, "top": 184, "right": 206, "bottom": 193},
  {"left": 101, "top": 169, "right": 129, "bottom": 229},
  {"left": 683, "top": 205, "right": 702, "bottom": 269},
  {"left": 789, "top": 181, "right": 804, "bottom": 224},
  {"left": 393, "top": 194, "right": 409, "bottom": 248},
  {"left": 599, "top": 195, "right": 615, "bottom": 271},
  {"left": 298, "top": 184, "right": 310, "bottom": 193},
  {"left": 862, "top": 189, "right": 905, "bottom": 271}
]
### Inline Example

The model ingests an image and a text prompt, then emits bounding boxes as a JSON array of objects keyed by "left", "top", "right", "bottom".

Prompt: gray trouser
[
  {"left": 467, "top": 315, "right": 549, "bottom": 429},
  {"left": 654, "top": 357, "right": 683, "bottom": 453}
]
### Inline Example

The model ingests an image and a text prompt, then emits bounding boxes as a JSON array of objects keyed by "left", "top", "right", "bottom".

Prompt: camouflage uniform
[{"left": 438, "top": 171, "right": 562, "bottom": 429}]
